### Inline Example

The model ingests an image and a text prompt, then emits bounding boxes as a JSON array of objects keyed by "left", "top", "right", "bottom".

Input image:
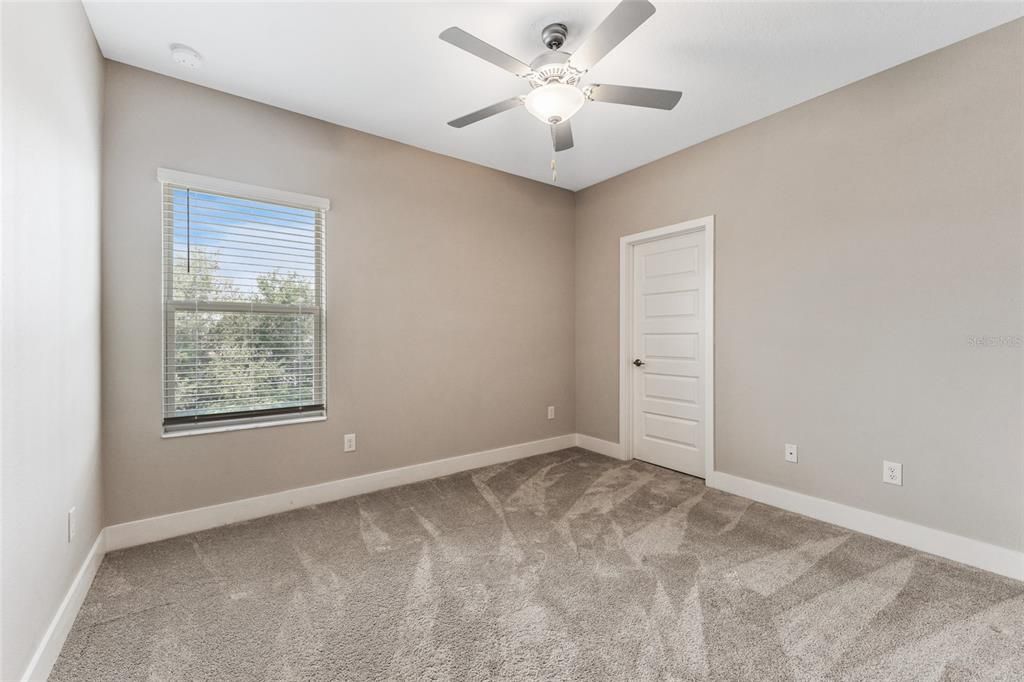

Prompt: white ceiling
[{"left": 83, "top": 1, "right": 1021, "bottom": 191}]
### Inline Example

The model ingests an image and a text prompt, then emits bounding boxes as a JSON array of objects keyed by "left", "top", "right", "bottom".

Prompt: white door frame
[{"left": 619, "top": 215, "right": 715, "bottom": 477}]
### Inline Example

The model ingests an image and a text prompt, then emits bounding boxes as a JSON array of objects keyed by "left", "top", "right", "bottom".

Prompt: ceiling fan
[{"left": 440, "top": 0, "right": 681, "bottom": 153}]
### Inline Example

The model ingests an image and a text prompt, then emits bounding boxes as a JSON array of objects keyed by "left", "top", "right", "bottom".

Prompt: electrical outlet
[
  {"left": 785, "top": 443, "right": 798, "bottom": 463},
  {"left": 67, "top": 507, "right": 76, "bottom": 543},
  {"left": 343, "top": 433, "right": 356, "bottom": 453},
  {"left": 547, "top": 405, "right": 555, "bottom": 420},
  {"left": 883, "top": 460, "right": 903, "bottom": 486}
]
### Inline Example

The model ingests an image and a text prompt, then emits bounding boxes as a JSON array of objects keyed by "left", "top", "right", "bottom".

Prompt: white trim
[
  {"left": 21, "top": 532, "right": 106, "bottom": 682},
  {"left": 156, "top": 168, "right": 330, "bottom": 210},
  {"left": 106, "top": 434, "right": 575, "bottom": 551},
  {"left": 575, "top": 433, "right": 626, "bottom": 460},
  {"left": 161, "top": 415, "right": 326, "bottom": 439},
  {"left": 708, "top": 471, "right": 1024, "bottom": 582},
  {"left": 618, "top": 216, "right": 715, "bottom": 477}
]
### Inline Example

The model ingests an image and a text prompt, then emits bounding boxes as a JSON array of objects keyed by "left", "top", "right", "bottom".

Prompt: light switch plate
[
  {"left": 547, "top": 406, "right": 555, "bottom": 420},
  {"left": 343, "top": 433, "right": 356, "bottom": 453}
]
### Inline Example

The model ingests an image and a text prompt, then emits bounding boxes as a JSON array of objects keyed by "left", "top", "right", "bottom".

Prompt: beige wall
[
  {"left": 1, "top": 2, "right": 104, "bottom": 678},
  {"left": 101, "top": 62, "right": 576, "bottom": 525},
  {"left": 575, "top": 20, "right": 1023, "bottom": 551},
  {"left": 91, "top": 19, "right": 1024, "bottom": 552}
]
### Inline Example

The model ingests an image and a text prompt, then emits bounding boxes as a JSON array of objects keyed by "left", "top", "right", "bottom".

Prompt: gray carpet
[{"left": 52, "top": 448, "right": 1024, "bottom": 681}]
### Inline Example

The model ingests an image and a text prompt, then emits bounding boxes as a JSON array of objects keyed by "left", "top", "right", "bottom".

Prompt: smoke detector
[{"left": 170, "top": 44, "right": 202, "bottom": 69}]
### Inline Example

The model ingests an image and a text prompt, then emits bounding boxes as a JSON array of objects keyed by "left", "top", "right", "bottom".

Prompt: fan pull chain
[{"left": 551, "top": 157, "right": 558, "bottom": 184}]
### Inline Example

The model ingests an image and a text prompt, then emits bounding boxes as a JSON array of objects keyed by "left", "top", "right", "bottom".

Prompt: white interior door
[{"left": 630, "top": 230, "right": 707, "bottom": 477}]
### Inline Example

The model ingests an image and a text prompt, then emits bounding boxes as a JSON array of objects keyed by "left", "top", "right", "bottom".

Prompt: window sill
[{"left": 162, "top": 414, "right": 326, "bottom": 439}]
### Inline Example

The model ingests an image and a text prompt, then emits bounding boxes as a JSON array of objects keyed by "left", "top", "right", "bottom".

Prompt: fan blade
[
  {"left": 447, "top": 97, "right": 523, "bottom": 128},
  {"left": 587, "top": 84, "right": 681, "bottom": 110},
  {"left": 439, "top": 27, "right": 533, "bottom": 77},
  {"left": 551, "top": 120, "right": 574, "bottom": 152},
  {"left": 568, "top": 0, "right": 656, "bottom": 73}
]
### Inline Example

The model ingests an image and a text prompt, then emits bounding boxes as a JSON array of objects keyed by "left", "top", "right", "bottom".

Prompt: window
[{"left": 160, "top": 170, "right": 328, "bottom": 434}]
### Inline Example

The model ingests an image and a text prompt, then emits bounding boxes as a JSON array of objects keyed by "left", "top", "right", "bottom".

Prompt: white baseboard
[
  {"left": 574, "top": 433, "right": 626, "bottom": 460},
  {"left": 707, "top": 471, "right": 1024, "bottom": 582},
  {"left": 105, "top": 433, "right": 576, "bottom": 551},
  {"left": 21, "top": 531, "right": 106, "bottom": 682},
  {"left": 25, "top": 437, "right": 1023, "bottom": 682}
]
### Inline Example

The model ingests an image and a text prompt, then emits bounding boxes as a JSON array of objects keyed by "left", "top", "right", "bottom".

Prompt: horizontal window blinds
[{"left": 162, "top": 183, "right": 326, "bottom": 428}]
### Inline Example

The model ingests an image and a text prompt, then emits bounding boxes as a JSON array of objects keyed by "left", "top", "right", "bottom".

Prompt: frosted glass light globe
[{"left": 524, "top": 83, "right": 585, "bottom": 124}]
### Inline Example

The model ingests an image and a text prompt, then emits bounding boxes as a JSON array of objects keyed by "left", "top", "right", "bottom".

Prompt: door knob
[{"left": 633, "top": 358, "right": 645, "bottom": 367}]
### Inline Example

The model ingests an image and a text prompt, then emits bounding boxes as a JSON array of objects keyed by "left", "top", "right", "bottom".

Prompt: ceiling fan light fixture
[
  {"left": 524, "top": 83, "right": 585, "bottom": 125},
  {"left": 441, "top": 0, "right": 680, "bottom": 156}
]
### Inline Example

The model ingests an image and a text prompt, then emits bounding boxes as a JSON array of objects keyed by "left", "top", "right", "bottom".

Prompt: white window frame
[{"left": 158, "top": 169, "right": 330, "bottom": 437}]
